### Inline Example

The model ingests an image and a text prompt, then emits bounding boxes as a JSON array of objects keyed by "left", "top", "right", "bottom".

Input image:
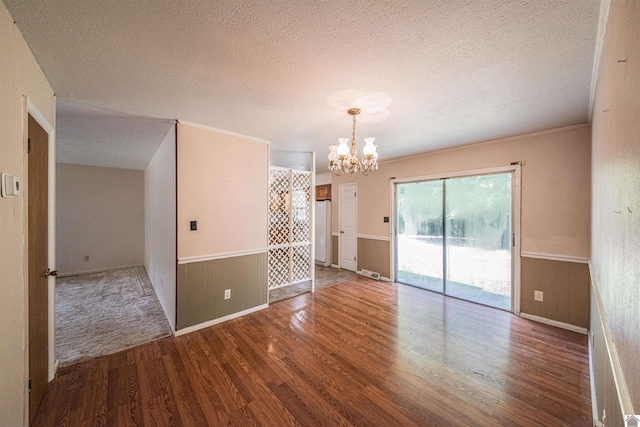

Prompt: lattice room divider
[{"left": 268, "top": 167, "right": 312, "bottom": 290}]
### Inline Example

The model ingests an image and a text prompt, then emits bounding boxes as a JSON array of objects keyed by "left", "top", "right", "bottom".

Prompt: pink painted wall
[
  {"left": 0, "top": 2, "right": 56, "bottom": 425},
  {"left": 176, "top": 123, "right": 268, "bottom": 260},
  {"left": 333, "top": 125, "right": 592, "bottom": 258},
  {"left": 591, "top": 0, "right": 640, "bottom": 411}
]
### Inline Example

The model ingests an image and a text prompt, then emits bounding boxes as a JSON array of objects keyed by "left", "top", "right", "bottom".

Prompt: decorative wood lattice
[{"left": 268, "top": 167, "right": 312, "bottom": 290}]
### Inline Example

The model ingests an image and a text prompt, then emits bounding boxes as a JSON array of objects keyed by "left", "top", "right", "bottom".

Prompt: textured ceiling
[
  {"left": 5, "top": 0, "right": 600, "bottom": 171},
  {"left": 56, "top": 100, "right": 174, "bottom": 170}
]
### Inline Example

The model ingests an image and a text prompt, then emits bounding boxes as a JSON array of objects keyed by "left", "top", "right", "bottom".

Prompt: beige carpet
[
  {"left": 268, "top": 264, "right": 359, "bottom": 303},
  {"left": 55, "top": 266, "right": 172, "bottom": 367}
]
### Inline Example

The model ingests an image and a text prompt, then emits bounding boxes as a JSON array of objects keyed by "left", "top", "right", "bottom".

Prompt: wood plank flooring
[{"left": 33, "top": 278, "right": 591, "bottom": 426}]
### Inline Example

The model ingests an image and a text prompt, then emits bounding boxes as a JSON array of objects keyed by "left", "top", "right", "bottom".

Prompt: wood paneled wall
[
  {"left": 520, "top": 257, "right": 590, "bottom": 329},
  {"left": 591, "top": 283, "right": 624, "bottom": 426},
  {"left": 176, "top": 252, "right": 267, "bottom": 330},
  {"left": 357, "top": 237, "right": 391, "bottom": 279}
]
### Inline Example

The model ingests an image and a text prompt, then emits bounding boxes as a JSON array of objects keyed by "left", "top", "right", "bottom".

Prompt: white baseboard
[
  {"left": 49, "top": 359, "right": 59, "bottom": 382},
  {"left": 331, "top": 264, "right": 340, "bottom": 269},
  {"left": 174, "top": 304, "right": 269, "bottom": 337},
  {"left": 519, "top": 312, "right": 588, "bottom": 335}
]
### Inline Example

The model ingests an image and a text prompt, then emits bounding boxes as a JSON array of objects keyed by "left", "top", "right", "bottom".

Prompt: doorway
[{"left": 395, "top": 170, "right": 516, "bottom": 311}]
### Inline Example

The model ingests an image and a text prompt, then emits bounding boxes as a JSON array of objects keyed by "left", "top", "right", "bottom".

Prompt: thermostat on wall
[{"left": 1, "top": 173, "right": 21, "bottom": 198}]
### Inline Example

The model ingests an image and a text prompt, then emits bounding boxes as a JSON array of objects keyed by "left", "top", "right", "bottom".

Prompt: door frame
[
  {"left": 23, "top": 96, "right": 57, "bottom": 390},
  {"left": 390, "top": 165, "right": 522, "bottom": 314},
  {"left": 338, "top": 182, "right": 357, "bottom": 271}
]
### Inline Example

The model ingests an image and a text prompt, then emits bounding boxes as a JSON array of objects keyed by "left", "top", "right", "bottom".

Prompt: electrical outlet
[
  {"left": 84, "top": 255, "right": 89, "bottom": 262},
  {"left": 224, "top": 289, "right": 231, "bottom": 300},
  {"left": 534, "top": 290, "right": 544, "bottom": 302}
]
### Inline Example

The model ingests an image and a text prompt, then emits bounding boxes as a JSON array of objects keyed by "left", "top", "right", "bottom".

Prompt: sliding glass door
[
  {"left": 395, "top": 172, "right": 513, "bottom": 310},
  {"left": 396, "top": 180, "right": 444, "bottom": 293}
]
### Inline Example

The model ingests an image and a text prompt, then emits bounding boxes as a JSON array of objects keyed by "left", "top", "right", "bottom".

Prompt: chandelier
[{"left": 328, "top": 108, "right": 378, "bottom": 176}]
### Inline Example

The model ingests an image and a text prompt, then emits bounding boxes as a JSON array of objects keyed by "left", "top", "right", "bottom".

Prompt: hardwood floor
[{"left": 34, "top": 278, "right": 591, "bottom": 426}]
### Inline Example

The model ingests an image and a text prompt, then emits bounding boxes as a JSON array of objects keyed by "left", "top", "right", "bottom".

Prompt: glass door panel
[
  {"left": 396, "top": 181, "right": 443, "bottom": 293},
  {"left": 444, "top": 174, "right": 512, "bottom": 310}
]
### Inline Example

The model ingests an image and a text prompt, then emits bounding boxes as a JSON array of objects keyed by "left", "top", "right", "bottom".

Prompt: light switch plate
[
  {"left": 534, "top": 290, "right": 544, "bottom": 302},
  {"left": 1, "top": 173, "right": 21, "bottom": 198}
]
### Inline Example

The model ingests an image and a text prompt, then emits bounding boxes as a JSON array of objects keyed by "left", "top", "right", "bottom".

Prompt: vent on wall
[{"left": 358, "top": 269, "right": 380, "bottom": 280}]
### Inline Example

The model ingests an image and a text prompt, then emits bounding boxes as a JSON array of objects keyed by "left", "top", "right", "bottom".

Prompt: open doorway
[{"left": 53, "top": 101, "right": 175, "bottom": 366}]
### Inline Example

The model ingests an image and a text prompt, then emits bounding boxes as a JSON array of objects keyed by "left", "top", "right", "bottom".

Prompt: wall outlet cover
[
  {"left": 534, "top": 290, "right": 544, "bottom": 302},
  {"left": 224, "top": 289, "right": 231, "bottom": 300}
]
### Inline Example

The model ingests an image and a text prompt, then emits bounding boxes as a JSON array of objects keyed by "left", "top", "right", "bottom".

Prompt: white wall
[
  {"left": 145, "top": 125, "right": 177, "bottom": 330},
  {"left": 56, "top": 163, "right": 145, "bottom": 274},
  {"left": 315, "top": 172, "right": 332, "bottom": 186},
  {"left": 0, "top": 3, "right": 56, "bottom": 425}
]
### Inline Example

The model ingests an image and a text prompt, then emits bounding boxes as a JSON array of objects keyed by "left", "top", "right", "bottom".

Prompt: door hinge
[
  {"left": 354, "top": 256, "right": 356, "bottom": 261},
  {"left": 27, "top": 138, "right": 31, "bottom": 154},
  {"left": 354, "top": 192, "right": 356, "bottom": 197},
  {"left": 28, "top": 378, "right": 32, "bottom": 393},
  {"left": 512, "top": 233, "right": 516, "bottom": 246}
]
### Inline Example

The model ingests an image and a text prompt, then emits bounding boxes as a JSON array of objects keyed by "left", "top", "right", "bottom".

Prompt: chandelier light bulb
[
  {"left": 328, "top": 145, "right": 338, "bottom": 162},
  {"left": 336, "top": 138, "right": 349, "bottom": 157},
  {"left": 362, "top": 137, "right": 376, "bottom": 156}
]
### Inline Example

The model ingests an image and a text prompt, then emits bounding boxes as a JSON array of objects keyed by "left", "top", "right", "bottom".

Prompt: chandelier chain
[{"left": 352, "top": 113, "right": 357, "bottom": 142}]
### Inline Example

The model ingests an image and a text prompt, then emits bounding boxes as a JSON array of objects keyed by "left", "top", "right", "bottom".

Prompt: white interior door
[{"left": 339, "top": 183, "right": 357, "bottom": 271}]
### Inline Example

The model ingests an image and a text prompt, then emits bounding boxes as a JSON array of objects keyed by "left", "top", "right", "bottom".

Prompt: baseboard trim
[
  {"left": 175, "top": 304, "right": 269, "bottom": 337},
  {"left": 519, "top": 312, "right": 588, "bottom": 335},
  {"left": 57, "top": 264, "right": 144, "bottom": 277},
  {"left": 331, "top": 264, "right": 340, "bottom": 269},
  {"left": 49, "top": 359, "right": 59, "bottom": 382}
]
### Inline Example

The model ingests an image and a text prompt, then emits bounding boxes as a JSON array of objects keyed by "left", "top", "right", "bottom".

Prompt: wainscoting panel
[
  {"left": 331, "top": 235, "right": 339, "bottom": 266},
  {"left": 357, "top": 237, "right": 390, "bottom": 278},
  {"left": 520, "top": 257, "right": 590, "bottom": 329},
  {"left": 590, "top": 282, "right": 624, "bottom": 427},
  {"left": 176, "top": 252, "right": 267, "bottom": 330}
]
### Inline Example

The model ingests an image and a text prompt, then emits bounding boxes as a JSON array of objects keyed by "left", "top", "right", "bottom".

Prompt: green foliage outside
[{"left": 397, "top": 174, "right": 511, "bottom": 250}]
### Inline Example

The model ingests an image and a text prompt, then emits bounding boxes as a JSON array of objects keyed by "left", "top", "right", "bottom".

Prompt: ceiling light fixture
[{"left": 328, "top": 108, "right": 378, "bottom": 176}]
